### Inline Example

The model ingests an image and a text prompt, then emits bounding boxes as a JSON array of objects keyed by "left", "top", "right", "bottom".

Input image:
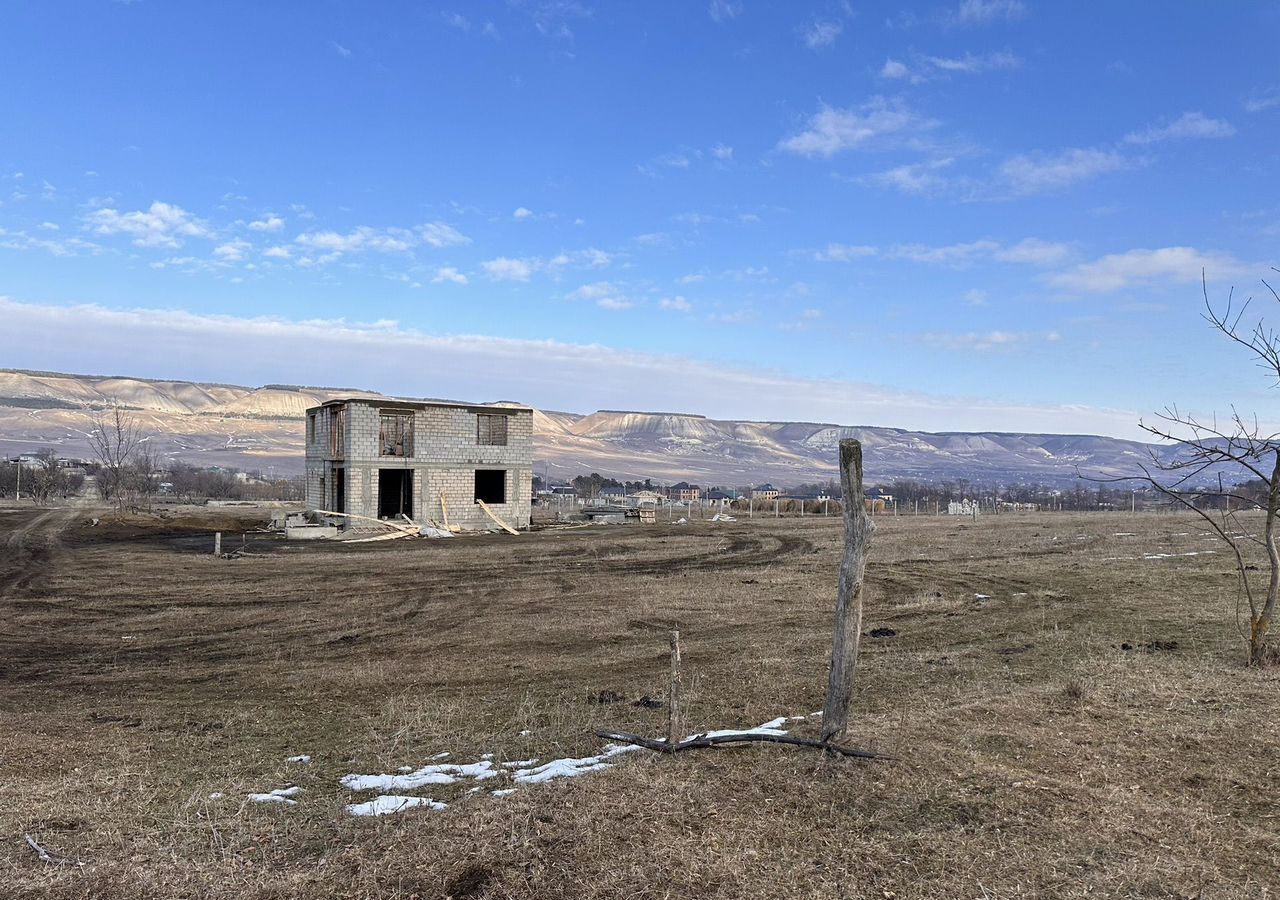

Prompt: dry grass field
[{"left": 2, "top": 506, "right": 1278, "bottom": 899}]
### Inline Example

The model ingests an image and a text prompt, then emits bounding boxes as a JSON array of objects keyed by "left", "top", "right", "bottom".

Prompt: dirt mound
[{"left": 67, "top": 509, "right": 270, "bottom": 543}]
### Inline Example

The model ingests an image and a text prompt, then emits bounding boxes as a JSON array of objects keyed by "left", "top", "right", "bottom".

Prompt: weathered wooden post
[
  {"left": 667, "top": 629, "right": 682, "bottom": 749},
  {"left": 213, "top": 532, "right": 221, "bottom": 556},
  {"left": 821, "top": 440, "right": 874, "bottom": 744}
]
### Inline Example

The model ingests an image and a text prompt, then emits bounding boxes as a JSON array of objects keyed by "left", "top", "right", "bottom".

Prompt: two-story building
[{"left": 304, "top": 397, "right": 534, "bottom": 531}]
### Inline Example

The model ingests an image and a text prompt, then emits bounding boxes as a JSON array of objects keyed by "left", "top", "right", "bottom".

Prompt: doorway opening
[{"left": 378, "top": 469, "right": 413, "bottom": 519}]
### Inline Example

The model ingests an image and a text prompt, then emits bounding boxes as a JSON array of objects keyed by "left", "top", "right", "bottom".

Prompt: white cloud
[
  {"left": 997, "top": 148, "right": 1127, "bottom": 194},
  {"left": 659, "top": 296, "right": 692, "bottom": 312},
  {"left": 293, "top": 222, "right": 467, "bottom": 259},
  {"left": 803, "top": 20, "right": 842, "bottom": 48},
  {"left": 778, "top": 99, "right": 935, "bottom": 158},
  {"left": 963, "top": 289, "right": 988, "bottom": 306},
  {"left": 432, "top": 266, "right": 469, "bottom": 285},
  {"left": 330, "top": 41, "right": 352, "bottom": 58},
  {"left": 212, "top": 239, "right": 251, "bottom": 262},
  {"left": 708, "top": 0, "right": 742, "bottom": 23},
  {"left": 87, "top": 201, "right": 211, "bottom": 249},
  {"left": 580, "top": 247, "right": 612, "bottom": 268},
  {"left": 443, "top": 11, "right": 470, "bottom": 31},
  {"left": 1047, "top": 247, "right": 1253, "bottom": 293},
  {"left": 248, "top": 215, "right": 284, "bottom": 232},
  {"left": 678, "top": 273, "right": 706, "bottom": 284},
  {"left": 711, "top": 143, "right": 734, "bottom": 160},
  {"left": 482, "top": 257, "right": 536, "bottom": 281},
  {"left": 880, "top": 59, "right": 911, "bottom": 80},
  {"left": 947, "top": 0, "right": 1026, "bottom": 25},
  {"left": 1124, "top": 111, "right": 1236, "bottom": 145},
  {"left": 0, "top": 295, "right": 1152, "bottom": 438},
  {"left": 262, "top": 246, "right": 291, "bottom": 259},
  {"left": 568, "top": 281, "right": 631, "bottom": 309},
  {"left": 814, "top": 243, "right": 878, "bottom": 262},
  {"left": 513, "top": 207, "right": 534, "bottom": 220}
]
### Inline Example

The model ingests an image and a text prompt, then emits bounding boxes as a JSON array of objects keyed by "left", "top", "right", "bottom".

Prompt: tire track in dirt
[{"left": 0, "top": 507, "right": 80, "bottom": 598}]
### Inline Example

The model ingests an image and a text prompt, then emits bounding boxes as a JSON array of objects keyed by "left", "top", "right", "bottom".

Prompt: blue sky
[{"left": 2, "top": 0, "right": 1277, "bottom": 438}]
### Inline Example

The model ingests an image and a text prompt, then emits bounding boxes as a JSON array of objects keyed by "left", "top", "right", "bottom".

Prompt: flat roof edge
[{"left": 308, "top": 397, "right": 533, "bottom": 413}]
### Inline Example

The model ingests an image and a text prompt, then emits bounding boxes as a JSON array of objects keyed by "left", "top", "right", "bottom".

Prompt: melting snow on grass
[
  {"left": 339, "top": 760, "right": 499, "bottom": 792},
  {"left": 512, "top": 743, "right": 641, "bottom": 784},
  {"left": 249, "top": 786, "right": 302, "bottom": 805},
  {"left": 339, "top": 715, "right": 805, "bottom": 816},
  {"left": 345, "top": 795, "right": 446, "bottom": 817},
  {"left": 286, "top": 754, "right": 311, "bottom": 764}
]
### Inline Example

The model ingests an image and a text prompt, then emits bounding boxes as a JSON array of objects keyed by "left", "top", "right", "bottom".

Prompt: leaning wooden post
[
  {"left": 667, "top": 629, "right": 682, "bottom": 749},
  {"left": 821, "top": 440, "right": 874, "bottom": 744}
]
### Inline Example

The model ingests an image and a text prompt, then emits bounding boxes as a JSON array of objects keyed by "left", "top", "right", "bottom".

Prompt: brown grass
[{"left": 1, "top": 507, "right": 1278, "bottom": 898}]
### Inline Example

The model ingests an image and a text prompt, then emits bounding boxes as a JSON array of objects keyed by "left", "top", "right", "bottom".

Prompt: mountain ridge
[{"left": 0, "top": 368, "right": 1170, "bottom": 487}]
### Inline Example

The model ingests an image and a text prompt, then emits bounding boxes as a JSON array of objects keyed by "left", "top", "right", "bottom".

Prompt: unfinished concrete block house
[{"left": 304, "top": 397, "right": 534, "bottom": 531}]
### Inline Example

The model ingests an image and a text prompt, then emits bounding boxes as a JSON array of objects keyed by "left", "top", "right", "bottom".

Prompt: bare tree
[
  {"left": 1119, "top": 271, "right": 1280, "bottom": 666},
  {"left": 130, "top": 439, "right": 161, "bottom": 510},
  {"left": 27, "top": 448, "right": 64, "bottom": 505},
  {"left": 87, "top": 404, "right": 141, "bottom": 509}
]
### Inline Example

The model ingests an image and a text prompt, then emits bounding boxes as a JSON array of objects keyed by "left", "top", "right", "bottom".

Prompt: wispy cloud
[
  {"left": 1123, "top": 111, "right": 1235, "bottom": 144},
  {"left": 659, "top": 295, "right": 692, "bottom": 312},
  {"left": 889, "top": 238, "right": 1071, "bottom": 267},
  {"left": 87, "top": 201, "right": 211, "bottom": 248},
  {"left": 1244, "top": 89, "right": 1280, "bottom": 113},
  {"left": 0, "top": 227, "right": 100, "bottom": 257},
  {"left": 1046, "top": 246, "right": 1253, "bottom": 293},
  {"left": 944, "top": 0, "right": 1026, "bottom": 26},
  {"left": 330, "top": 40, "right": 352, "bottom": 58},
  {"left": 997, "top": 148, "right": 1128, "bottom": 194},
  {"left": 512, "top": 207, "right": 534, "bottom": 221},
  {"left": 859, "top": 157, "right": 956, "bottom": 195},
  {"left": 778, "top": 98, "right": 936, "bottom": 158},
  {"left": 802, "top": 20, "right": 842, "bottom": 49},
  {"left": 708, "top": 0, "right": 742, "bottom": 23},
  {"left": 813, "top": 243, "right": 877, "bottom": 262},
  {"left": 880, "top": 50, "right": 1019, "bottom": 83},
  {"left": 920, "top": 329, "right": 1054, "bottom": 352}
]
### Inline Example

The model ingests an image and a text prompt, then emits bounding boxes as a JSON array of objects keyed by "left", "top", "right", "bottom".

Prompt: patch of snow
[
  {"left": 341, "top": 760, "right": 499, "bottom": 792},
  {"left": 502, "top": 758, "right": 539, "bottom": 768},
  {"left": 431, "top": 751, "right": 450, "bottom": 760},
  {"left": 286, "top": 754, "right": 311, "bottom": 764},
  {"left": 975, "top": 593, "right": 991, "bottom": 600},
  {"left": 249, "top": 785, "right": 302, "bottom": 805},
  {"left": 513, "top": 744, "right": 641, "bottom": 784},
  {"left": 207, "top": 792, "right": 224, "bottom": 800},
  {"left": 519, "top": 729, "right": 531, "bottom": 736},
  {"left": 345, "top": 795, "right": 446, "bottom": 817},
  {"left": 1113, "top": 532, "right": 1136, "bottom": 537},
  {"left": 491, "top": 788, "right": 517, "bottom": 797}
]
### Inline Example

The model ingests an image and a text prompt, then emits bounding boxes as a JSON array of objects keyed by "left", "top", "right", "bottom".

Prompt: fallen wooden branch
[
  {"left": 476, "top": 499, "right": 520, "bottom": 535},
  {"left": 25, "top": 834, "right": 71, "bottom": 866},
  {"left": 595, "top": 728, "right": 892, "bottom": 760}
]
